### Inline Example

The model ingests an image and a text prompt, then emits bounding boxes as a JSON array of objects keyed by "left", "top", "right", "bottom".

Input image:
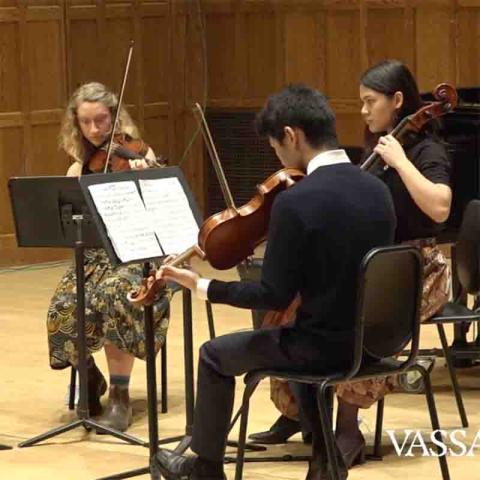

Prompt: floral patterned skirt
[{"left": 47, "top": 249, "right": 172, "bottom": 369}]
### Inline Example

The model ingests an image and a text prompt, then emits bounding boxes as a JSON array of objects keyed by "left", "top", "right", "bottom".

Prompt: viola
[
  {"left": 128, "top": 167, "right": 304, "bottom": 306},
  {"left": 128, "top": 102, "right": 304, "bottom": 306}
]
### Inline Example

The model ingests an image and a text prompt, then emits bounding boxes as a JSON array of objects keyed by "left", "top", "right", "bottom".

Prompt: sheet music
[
  {"left": 88, "top": 181, "right": 163, "bottom": 262},
  {"left": 139, "top": 177, "right": 199, "bottom": 255}
]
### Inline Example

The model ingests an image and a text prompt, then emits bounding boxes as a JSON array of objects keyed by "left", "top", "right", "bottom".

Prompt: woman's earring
[{"left": 392, "top": 109, "right": 399, "bottom": 126}]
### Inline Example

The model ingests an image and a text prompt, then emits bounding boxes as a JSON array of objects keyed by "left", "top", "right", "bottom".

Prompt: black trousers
[{"left": 190, "top": 327, "right": 348, "bottom": 462}]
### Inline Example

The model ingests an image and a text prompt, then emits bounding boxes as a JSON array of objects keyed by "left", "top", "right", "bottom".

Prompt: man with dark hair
[
  {"left": 255, "top": 83, "right": 338, "bottom": 150},
  {"left": 154, "top": 84, "right": 396, "bottom": 480}
]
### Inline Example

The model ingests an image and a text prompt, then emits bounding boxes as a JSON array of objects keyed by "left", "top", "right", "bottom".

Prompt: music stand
[
  {"left": 8, "top": 175, "right": 146, "bottom": 448},
  {"left": 79, "top": 167, "right": 201, "bottom": 480}
]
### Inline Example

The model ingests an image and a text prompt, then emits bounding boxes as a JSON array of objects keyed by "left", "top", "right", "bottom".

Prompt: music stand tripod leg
[
  {"left": 19, "top": 215, "right": 146, "bottom": 449},
  {"left": 99, "top": 285, "right": 199, "bottom": 479},
  {"left": 98, "top": 264, "right": 171, "bottom": 480}
]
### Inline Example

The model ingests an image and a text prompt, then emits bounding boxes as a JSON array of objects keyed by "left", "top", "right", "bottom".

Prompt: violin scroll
[{"left": 128, "top": 245, "right": 206, "bottom": 306}]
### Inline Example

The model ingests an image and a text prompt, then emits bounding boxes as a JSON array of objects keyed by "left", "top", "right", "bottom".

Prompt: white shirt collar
[{"left": 306, "top": 149, "right": 351, "bottom": 175}]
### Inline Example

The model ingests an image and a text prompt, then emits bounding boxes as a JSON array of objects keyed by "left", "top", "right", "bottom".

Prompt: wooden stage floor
[{"left": 0, "top": 259, "right": 479, "bottom": 479}]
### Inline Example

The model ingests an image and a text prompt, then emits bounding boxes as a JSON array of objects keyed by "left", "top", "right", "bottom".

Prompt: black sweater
[{"left": 208, "top": 163, "right": 396, "bottom": 350}]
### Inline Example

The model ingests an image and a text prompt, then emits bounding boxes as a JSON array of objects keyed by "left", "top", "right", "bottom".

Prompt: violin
[
  {"left": 128, "top": 103, "right": 305, "bottom": 306},
  {"left": 86, "top": 41, "right": 167, "bottom": 173},
  {"left": 128, "top": 167, "right": 304, "bottom": 306},
  {"left": 87, "top": 133, "right": 150, "bottom": 173}
]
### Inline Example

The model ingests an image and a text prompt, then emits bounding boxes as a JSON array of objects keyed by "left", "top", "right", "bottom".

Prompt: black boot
[
  {"left": 96, "top": 385, "right": 132, "bottom": 432},
  {"left": 306, "top": 437, "right": 348, "bottom": 480},
  {"left": 76, "top": 357, "right": 107, "bottom": 417},
  {"left": 248, "top": 415, "right": 302, "bottom": 444}
]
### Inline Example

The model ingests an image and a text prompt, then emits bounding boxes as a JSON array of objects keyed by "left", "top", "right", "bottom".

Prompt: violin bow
[
  {"left": 192, "top": 103, "right": 237, "bottom": 210},
  {"left": 103, "top": 40, "right": 135, "bottom": 173}
]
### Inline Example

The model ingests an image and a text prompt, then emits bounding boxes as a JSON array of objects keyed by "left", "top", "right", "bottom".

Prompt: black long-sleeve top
[{"left": 207, "top": 160, "right": 396, "bottom": 354}]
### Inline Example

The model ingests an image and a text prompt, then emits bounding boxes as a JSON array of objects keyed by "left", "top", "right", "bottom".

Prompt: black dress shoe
[
  {"left": 155, "top": 449, "right": 226, "bottom": 480},
  {"left": 155, "top": 449, "right": 196, "bottom": 480},
  {"left": 248, "top": 415, "right": 302, "bottom": 444}
]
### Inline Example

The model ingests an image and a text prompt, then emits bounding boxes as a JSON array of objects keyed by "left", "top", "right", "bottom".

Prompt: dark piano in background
[
  {"left": 422, "top": 87, "right": 480, "bottom": 243},
  {"left": 422, "top": 87, "right": 480, "bottom": 356}
]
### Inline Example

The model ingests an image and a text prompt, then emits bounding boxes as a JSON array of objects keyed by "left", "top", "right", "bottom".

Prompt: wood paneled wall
[{"left": 1, "top": 0, "right": 480, "bottom": 266}]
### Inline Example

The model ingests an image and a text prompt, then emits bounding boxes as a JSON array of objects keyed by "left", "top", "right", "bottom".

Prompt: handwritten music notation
[
  {"left": 140, "top": 177, "right": 199, "bottom": 255},
  {"left": 88, "top": 178, "right": 199, "bottom": 263}
]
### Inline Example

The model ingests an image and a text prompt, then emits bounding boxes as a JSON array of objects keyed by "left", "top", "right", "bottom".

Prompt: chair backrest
[
  {"left": 352, "top": 245, "right": 423, "bottom": 368},
  {"left": 456, "top": 200, "right": 480, "bottom": 295}
]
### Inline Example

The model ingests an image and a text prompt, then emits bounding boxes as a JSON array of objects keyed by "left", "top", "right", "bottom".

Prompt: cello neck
[
  {"left": 359, "top": 116, "right": 411, "bottom": 171},
  {"left": 193, "top": 103, "right": 236, "bottom": 210}
]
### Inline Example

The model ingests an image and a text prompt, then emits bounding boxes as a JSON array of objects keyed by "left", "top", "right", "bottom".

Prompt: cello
[
  {"left": 263, "top": 82, "right": 459, "bottom": 420},
  {"left": 264, "top": 82, "right": 458, "bottom": 327}
]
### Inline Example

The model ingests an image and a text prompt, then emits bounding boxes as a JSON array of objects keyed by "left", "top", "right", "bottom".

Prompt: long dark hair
[
  {"left": 361, "top": 60, "right": 422, "bottom": 121},
  {"left": 360, "top": 60, "right": 430, "bottom": 153}
]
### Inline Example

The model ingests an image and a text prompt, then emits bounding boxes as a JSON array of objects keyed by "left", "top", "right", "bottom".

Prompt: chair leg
[
  {"left": 234, "top": 380, "right": 260, "bottom": 480},
  {"left": 414, "top": 365, "right": 451, "bottom": 480},
  {"left": 437, "top": 323, "right": 468, "bottom": 427},
  {"left": 228, "top": 405, "right": 243, "bottom": 434},
  {"left": 372, "top": 398, "right": 384, "bottom": 459},
  {"left": 161, "top": 340, "right": 168, "bottom": 413},
  {"left": 326, "top": 386, "right": 334, "bottom": 427},
  {"left": 205, "top": 301, "right": 216, "bottom": 340},
  {"left": 68, "top": 367, "right": 76, "bottom": 411},
  {"left": 317, "top": 382, "right": 343, "bottom": 480}
]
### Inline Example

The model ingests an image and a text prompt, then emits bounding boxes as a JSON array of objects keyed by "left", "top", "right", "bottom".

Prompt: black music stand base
[
  {"left": 18, "top": 418, "right": 146, "bottom": 449},
  {"left": 98, "top": 287, "right": 264, "bottom": 480},
  {"left": 98, "top": 281, "right": 192, "bottom": 480},
  {"left": 18, "top": 216, "right": 146, "bottom": 450}
]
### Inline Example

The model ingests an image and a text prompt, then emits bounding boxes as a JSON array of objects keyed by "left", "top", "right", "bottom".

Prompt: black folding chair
[
  {"left": 233, "top": 245, "right": 450, "bottom": 480},
  {"left": 407, "top": 199, "right": 480, "bottom": 428}
]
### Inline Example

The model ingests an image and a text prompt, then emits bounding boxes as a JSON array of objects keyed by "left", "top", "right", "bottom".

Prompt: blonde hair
[{"left": 59, "top": 82, "right": 140, "bottom": 163}]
